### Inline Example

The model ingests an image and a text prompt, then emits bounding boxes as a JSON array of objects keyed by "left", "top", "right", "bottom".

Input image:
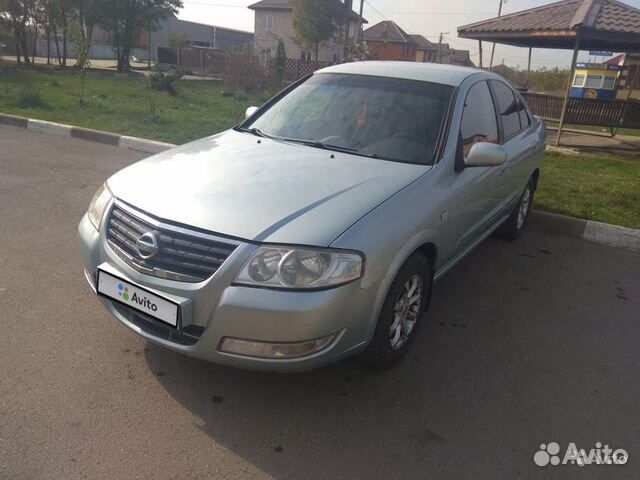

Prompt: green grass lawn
[
  {"left": 0, "top": 68, "right": 269, "bottom": 144},
  {"left": 536, "top": 151, "right": 640, "bottom": 229}
]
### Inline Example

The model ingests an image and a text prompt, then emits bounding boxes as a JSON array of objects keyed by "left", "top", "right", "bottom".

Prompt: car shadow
[
  {"left": 143, "top": 313, "right": 455, "bottom": 480},
  {"left": 142, "top": 233, "right": 613, "bottom": 479}
]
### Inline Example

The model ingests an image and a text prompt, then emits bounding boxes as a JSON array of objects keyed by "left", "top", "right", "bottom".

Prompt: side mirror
[
  {"left": 465, "top": 142, "right": 507, "bottom": 168},
  {"left": 245, "top": 106, "right": 259, "bottom": 120}
]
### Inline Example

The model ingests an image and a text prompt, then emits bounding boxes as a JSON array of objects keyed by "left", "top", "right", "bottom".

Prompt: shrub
[
  {"left": 149, "top": 68, "right": 184, "bottom": 95},
  {"left": 147, "top": 90, "right": 162, "bottom": 123},
  {"left": 224, "top": 55, "right": 270, "bottom": 94},
  {"left": 18, "top": 79, "right": 46, "bottom": 108},
  {"left": 275, "top": 40, "right": 287, "bottom": 81}
]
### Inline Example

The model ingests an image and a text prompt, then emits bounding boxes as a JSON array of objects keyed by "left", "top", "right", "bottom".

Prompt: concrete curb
[
  {"left": 0, "top": 112, "right": 176, "bottom": 154},
  {"left": 530, "top": 210, "right": 640, "bottom": 253}
]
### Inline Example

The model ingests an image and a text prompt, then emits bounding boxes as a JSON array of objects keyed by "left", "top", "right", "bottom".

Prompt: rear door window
[
  {"left": 517, "top": 97, "right": 530, "bottom": 129},
  {"left": 490, "top": 80, "right": 522, "bottom": 140}
]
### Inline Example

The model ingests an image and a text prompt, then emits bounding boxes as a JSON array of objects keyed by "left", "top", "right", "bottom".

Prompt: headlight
[
  {"left": 235, "top": 246, "right": 363, "bottom": 289},
  {"left": 87, "top": 183, "right": 113, "bottom": 231}
]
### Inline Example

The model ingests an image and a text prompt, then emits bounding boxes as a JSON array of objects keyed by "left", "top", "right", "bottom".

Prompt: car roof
[{"left": 316, "top": 61, "right": 484, "bottom": 87}]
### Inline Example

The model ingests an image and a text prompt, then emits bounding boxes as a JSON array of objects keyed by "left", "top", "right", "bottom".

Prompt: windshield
[{"left": 245, "top": 73, "right": 454, "bottom": 165}]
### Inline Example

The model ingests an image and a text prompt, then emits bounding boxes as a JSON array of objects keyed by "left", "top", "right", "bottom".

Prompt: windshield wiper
[
  {"left": 281, "top": 138, "right": 359, "bottom": 154},
  {"left": 235, "top": 126, "right": 271, "bottom": 138}
]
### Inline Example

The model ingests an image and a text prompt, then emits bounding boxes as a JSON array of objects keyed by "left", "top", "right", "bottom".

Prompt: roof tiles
[
  {"left": 593, "top": 0, "right": 640, "bottom": 33},
  {"left": 459, "top": 0, "right": 640, "bottom": 35}
]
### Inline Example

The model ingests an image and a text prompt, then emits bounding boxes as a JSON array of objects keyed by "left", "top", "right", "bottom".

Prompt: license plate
[{"left": 97, "top": 270, "right": 179, "bottom": 327}]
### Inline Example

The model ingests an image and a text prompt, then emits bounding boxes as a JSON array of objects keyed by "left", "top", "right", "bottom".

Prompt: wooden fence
[
  {"left": 522, "top": 92, "right": 640, "bottom": 129},
  {"left": 283, "top": 58, "right": 331, "bottom": 80}
]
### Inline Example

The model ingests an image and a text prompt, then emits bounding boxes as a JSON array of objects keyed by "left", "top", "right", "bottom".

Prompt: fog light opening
[{"left": 218, "top": 333, "right": 338, "bottom": 359}]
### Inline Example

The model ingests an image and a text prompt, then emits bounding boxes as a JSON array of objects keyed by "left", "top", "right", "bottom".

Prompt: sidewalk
[{"left": 546, "top": 127, "right": 640, "bottom": 157}]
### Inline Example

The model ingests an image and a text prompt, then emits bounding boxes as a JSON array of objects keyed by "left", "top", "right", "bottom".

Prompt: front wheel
[
  {"left": 360, "top": 253, "right": 432, "bottom": 368},
  {"left": 495, "top": 179, "right": 535, "bottom": 241}
]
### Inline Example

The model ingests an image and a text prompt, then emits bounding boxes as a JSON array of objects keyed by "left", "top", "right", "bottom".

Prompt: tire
[
  {"left": 495, "top": 178, "right": 535, "bottom": 241},
  {"left": 361, "top": 253, "right": 432, "bottom": 369}
]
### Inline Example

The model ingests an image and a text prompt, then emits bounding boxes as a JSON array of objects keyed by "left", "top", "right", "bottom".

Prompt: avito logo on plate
[
  {"left": 117, "top": 284, "right": 130, "bottom": 301},
  {"left": 117, "top": 283, "right": 158, "bottom": 312}
]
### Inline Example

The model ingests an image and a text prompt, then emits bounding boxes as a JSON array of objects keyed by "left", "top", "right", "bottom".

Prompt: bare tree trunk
[
  {"left": 59, "top": 0, "right": 68, "bottom": 67},
  {"left": 53, "top": 22, "right": 62, "bottom": 66},
  {"left": 22, "top": 38, "right": 31, "bottom": 64},
  {"left": 19, "top": 24, "right": 31, "bottom": 65},
  {"left": 32, "top": 21, "right": 39, "bottom": 64},
  {"left": 113, "top": 15, "right": 122, "bottom": 70},
  {"left": 118, "top": 1, "right": 134, "bottom": 72},
  {"left": 314, "top": 42, "right": 319, "bottom": 62},
  {"left": 21, "top": 37, "right": 31, "bottom": 64},
  {"left": 46, "top": 24, "right": 51, "bottom": 64}
]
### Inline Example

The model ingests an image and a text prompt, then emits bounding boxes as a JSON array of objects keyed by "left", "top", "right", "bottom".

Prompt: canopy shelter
[{"left": 458, "top": 0, "right": 640, "bottom": 145}]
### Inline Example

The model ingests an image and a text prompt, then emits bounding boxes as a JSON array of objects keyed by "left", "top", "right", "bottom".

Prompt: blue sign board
[
  {"left": 576, "top": 62, "right": 622, "bottom": 71},
  {"left": 589, "top": 51, "right": 613, "bottom": 57}
]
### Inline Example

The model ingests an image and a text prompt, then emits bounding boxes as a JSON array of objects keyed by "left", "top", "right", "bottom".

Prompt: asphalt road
[{"left": 1, "top": 125, "right": 639, "bottom": 480}]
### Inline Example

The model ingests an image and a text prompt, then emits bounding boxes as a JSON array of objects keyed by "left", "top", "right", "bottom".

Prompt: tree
[
  {"left": 69, "top": 17, "right": 90, "bottom": 104},
  {"left": 73, "top": 0, "right": 101, "bottom": 50},
  {"left": 0, "top": 0, "right": 34, "bottom": 64},
  {"left": 45, "top": 0, "right": 68, "bottom": 66},
  {"left": 290, "top": 0, "right": 344, "bottom": 61},
  {"left": 97, "top": 0, "right": 182, "bottom": 72},
  {"left": 275, "top": 38, "right": 286, "bottom": 81}
]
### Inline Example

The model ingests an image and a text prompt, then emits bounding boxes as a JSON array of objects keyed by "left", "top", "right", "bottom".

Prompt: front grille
[{"left": 106, "top": 203, "right": 239, "bottom": 283}]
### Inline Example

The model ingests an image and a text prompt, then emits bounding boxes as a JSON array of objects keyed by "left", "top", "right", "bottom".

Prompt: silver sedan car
[{"left": 79, "top": 62, "right": 545, "bottom": 372}]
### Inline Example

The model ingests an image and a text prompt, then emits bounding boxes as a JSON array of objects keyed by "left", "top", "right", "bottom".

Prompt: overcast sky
[{"left": 179, "top": 0, "right": 640, "bottom": 69}]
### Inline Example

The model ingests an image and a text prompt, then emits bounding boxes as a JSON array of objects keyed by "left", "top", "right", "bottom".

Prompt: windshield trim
[{"left": 239, "top": 72, "right": 456, "bottom": 166}]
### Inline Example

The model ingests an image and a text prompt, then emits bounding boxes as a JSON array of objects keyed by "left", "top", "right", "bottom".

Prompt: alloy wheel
[
  {"left": 517, "top": 187, "right": 531, "bottom": 230},
  {"left": 389, "top": 274, "right": 423, "bottom": 350}
]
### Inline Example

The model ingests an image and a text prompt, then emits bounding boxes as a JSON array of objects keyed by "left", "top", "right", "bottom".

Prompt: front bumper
[{"left": 78, "top": 213, "right": 376, "bottom": 372}]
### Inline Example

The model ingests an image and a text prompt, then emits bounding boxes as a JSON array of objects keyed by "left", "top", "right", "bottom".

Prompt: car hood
[{"left": 108, "top": 130, "right": 430, "bottom": 246}]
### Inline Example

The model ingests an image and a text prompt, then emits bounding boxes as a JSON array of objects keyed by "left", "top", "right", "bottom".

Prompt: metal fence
[{"left": 158, "top": 46, "right": 227, "bottom": 75}]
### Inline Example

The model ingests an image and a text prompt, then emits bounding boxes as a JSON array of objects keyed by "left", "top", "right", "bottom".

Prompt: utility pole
[
  {"left": 489, "top": 0, "right": 504, "bottom": 69},
  {"left": 357, "top": 0, "right": 365, "bottom": 44},
  {"left": 437, "top": 32, "right": 448, "bottom": 64},
  {"left": 344, "top": 0, "right": 353, "bottom": 59}
]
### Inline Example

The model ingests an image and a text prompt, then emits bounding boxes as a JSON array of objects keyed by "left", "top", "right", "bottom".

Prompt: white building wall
[{"left": 254, "top": 8, "right": 359, "bottom": 63}]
